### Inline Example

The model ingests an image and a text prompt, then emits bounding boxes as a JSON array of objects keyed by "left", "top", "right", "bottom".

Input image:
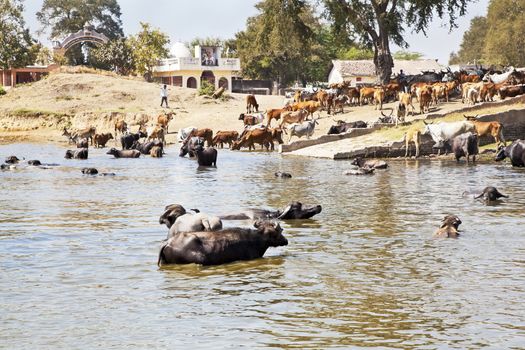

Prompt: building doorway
[
  {"left": 201, "top": 70, "right": 215, "bottom": 87},
  {"left": 187, "top": 77, "right": 197, "bottom": 89}
]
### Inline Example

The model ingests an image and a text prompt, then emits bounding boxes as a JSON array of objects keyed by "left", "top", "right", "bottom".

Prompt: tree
[
  {"left": 338, "top": 46, "right": 374, "bottom": 60},
  {"left": 90, "top": 38, "right": 135, "bottom": 75},
  {"left": 128, "top": 22, "right": 170, "bottom": 80},
  {"left": 37, "top": 0, "right": 123, "bottom": 65},
  {"left": 483, "top": 0, "right": 525, "bottom": 67},
  {"left": 449, "top": 16, "right": 487, "bottom": 65},
  {"left": 393, "top": 50, "right": 423, "bottom": 61},
  {"left": 0, "top": 0, "right": 35, "bottom": 69},
  {"left": 33, "top": 44, "right": 53, "bottom": 66},
  {"left": 236, "top": 0, "right": 316, "bottom": 86},
  {"left": 324, "top": 0, "right": 475, "bottom": 83}
]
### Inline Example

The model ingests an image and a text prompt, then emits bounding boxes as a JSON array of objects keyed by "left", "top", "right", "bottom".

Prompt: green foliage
[
  {"left": 393, "top": 50, "right": 423, "bottom": 61},
  {"left": 33, "top": 43, "right": 53, "bottom": 65},
  {"left": 0, "top": 0, "right": 35, "bottom": 69},
  {"left": 37, "top": 0, "right": 123, "bottom": 39},
  {"left": 236, "top": 0, "right": 320, "bottom": 86},
  {"left": 449, "top": 16, "right": 487, "bottom": 65},
  {"left": 37, "top": 0, "right": 123, "bottom": 66},
  {"left": 338, "top": 47, "right": 374, "bottom": 60},
  {"left": 324, "top": 0, "right": 475, "bottom": 83},
  {"left": 90, "top": 38, "right": 135, "bottom": 75},
  {"left": 483, "top": 0, "right": 525, "bottom": 66},
  {"left": 198, "top": 80, "right": 215, "bottom": 96},
  {"left": 128, "top": 22, "right": 170, "bottom": 80},
  {"left": 0, "top": 86, "right": 6, "bottom": 96}
]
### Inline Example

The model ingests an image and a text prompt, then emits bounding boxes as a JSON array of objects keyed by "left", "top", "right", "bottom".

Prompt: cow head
[
  {"left": 494, "top": 145, "right": 507, "bottom": 161},
  {"left": 106, "top": 148, "right": 119, "bottom": 157},
  {"left": 440, "top": 215, "right": 462, "bottom": 231},
  {"left": 231, "top": 140, "right": 241, "bottom": 150},
  {"left": 159, "top": 204, "right": 187, "bottom": 228},
  {"left": 254, "top": 220, "right": 288, "bottom": 247},
  {"left": 277, "top": 202, "right": 322, "bottom": 220}
]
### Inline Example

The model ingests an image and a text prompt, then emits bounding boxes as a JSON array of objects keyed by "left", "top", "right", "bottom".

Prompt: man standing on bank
[{"left": 160, "top": 84, "right": 169, "bottom": 108}]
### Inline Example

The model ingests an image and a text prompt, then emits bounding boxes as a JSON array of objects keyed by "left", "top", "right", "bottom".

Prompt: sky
[{"left": 22, "top": 0, "right": 490, "bottom": 65}]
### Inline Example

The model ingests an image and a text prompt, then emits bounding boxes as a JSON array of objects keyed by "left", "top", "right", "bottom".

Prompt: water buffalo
[
  {"left": 474, "top": 187, "right": 508, "bottom": 202},
  {"left": 351, "top": 157, "right": 388, "bottom": 169},
  {"left": 106, "top": 148, "right": 140, "bottom": 158},
  {"left": 179, "top": 136, "right": 205, "bottom": 157},
  {"left": 327, "top": 120, "right": 367, "bottom": 135},
  {"left": 219, "top": 202, "right": 322, "bottom": 220},
  {"left": 27, "top": 160, "right": 41, "bottom": 166},
  {"left": 275, "top": 171, "right": 292, "bottom": 178},
  {"left": 82, "top": 168, "right": 98, "bottom": 175},
  {"left": 132, "top": 140, "right": 163, "bottom": 155},
  {"left": 433, "top": 215, "right": 462, "bottom": 238},
  {"left": 121, "top": 131, "right": 146, "bottom": 150},
  {"left": 150, "top": 146, "right": 163, "bottom": 158},
  {"left": 495, "top": 140, "right": 525, "bottom": 167},
  {"left": 5, "top": 156, "right": 20, "bottom": 164},
  {"left": 65, "top": 148, "right": 88, "bottom": 159},
  {"left": 159, "top": 204, "right": 222, "bottom": 239},
  {"left": 344, "top": 167, "right": 375, "bottom": 175},
  {"left": 446, "top": 132, "right": 479, "bottom": 163},
  {"left": 157, "top": 221, "right": 288, "bottom": 266},
  {"left": 194, "top": 145, "right": 217, "bottom": 166}
]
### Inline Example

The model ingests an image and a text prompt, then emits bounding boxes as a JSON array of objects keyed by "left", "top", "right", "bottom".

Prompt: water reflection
[{"left": 1, "top": 143, "right": 525, "bottom": 349}]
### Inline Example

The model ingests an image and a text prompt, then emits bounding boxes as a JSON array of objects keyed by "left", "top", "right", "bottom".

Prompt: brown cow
[
  {"left": 464, "top": 115, "right": 506, "bottom": 147},
  {"left": 499, "top": 85, "right": 525, "bottom": 100},
  {"left": 404, "top": 125, "right": 421, "bottom": 158},
  {"left": 190, "top": 128, "right": 214, "bottom": 147},
  {"left": 397, "top": 92, "right": 415, "bottom": 123},
  {"left": 150, "top": 146, "right": 163, "bottom": 158},
  {"left": 373, "top": 87, "right": 385, "bottom": 110},
  {"left": 147, "top": 126, "right": 166, "bottom": 146},
  {"left": 266, "top": 108, "right": 289, "bottom": 127},
  {"left": 419, "top": 86, "right": 433, "bottom": 114},
  {"left": 346, "top": 87, "right": 360, "bottom": 106},
  {"left": 212, "top": 130, "right": 239, "bottom": 148},
  {"left": 157, "top": 113, "right": 174, "bottom": 134},
  {"left": 114, "top": 120, "right": 127, "bottom": 138},
  {"left": 279, "top": 109, "right": 309, "bottom": 128},
  {"left": 359, "top": 87, "right": 376, "bottom": 105},
  {"left": 290, "top": 101, "right": 322, "bottom": 117},
  {"left": 246, "top": 94, "right": 259, "bottom": 113},
  {"left": 231, "top": 128, "right": 273, "bottom": 151},
  {"left": 431, "top": 83, "right": 448, "bottom": 104},
  {"left": 94, "top": 133, "right": 114, "bottom": 148},
  {"left": 72, "top": 127, "right": 97, "bottom": 145},
  {"left": 384, "top": 82, "right": 401, "bottom": 102}
]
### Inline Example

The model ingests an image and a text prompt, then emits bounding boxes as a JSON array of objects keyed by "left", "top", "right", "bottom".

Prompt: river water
[{"left": 1, "top": 143, "right": 524, "bottom": 349}]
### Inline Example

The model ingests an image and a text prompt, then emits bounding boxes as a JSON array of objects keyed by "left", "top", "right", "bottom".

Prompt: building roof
[
  {"left": 332, "top": 59, "right": 444, "bottom": 77},
  {"left": 170, "top": 42, "right": 192, "bottom": 58}
]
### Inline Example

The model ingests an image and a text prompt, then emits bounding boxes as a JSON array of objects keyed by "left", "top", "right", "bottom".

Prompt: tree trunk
[{"left": 374, "top": 26, "right": 394, "bottom": 85}]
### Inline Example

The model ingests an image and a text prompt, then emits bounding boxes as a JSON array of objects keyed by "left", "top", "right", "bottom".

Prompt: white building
[
  {"left": 328, "top": 59, "right": 444, "bottom": 85},
  {"left": 153, "top": 42, "right": 241, "bottom": 90}
]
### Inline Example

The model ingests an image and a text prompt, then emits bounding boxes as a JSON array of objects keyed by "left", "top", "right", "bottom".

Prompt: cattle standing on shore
[
  {"left": 212, "top": 131, "right": 239, "bottom": 148},
  {"left": 157, "top": 113, "right": 174, "bottom": 134},
  {"left": 246, "top": 94, "right": 259, "bottom": 113},
  {"left": 114, "top": 120, "right": 128, "bottom": 138},
  {"left": 404, "top": 125, "right": 421, "bottom": 158},
  {"left": 464, "top": 115, "right": 505, "bottom": 147},
  {"left": 422, "top": 121, "right": 476, "bottom": 150},
  {"left": 286, "top": 119, "right": 318, "bottom": 143}
]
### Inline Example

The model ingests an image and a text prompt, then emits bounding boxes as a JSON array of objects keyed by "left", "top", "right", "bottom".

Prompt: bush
[
  {"left": 198, "top": 80, "right": 215, "bottom": 96},
  {"left": 0, "top": 86, "right": 6, "bottom": 96}
]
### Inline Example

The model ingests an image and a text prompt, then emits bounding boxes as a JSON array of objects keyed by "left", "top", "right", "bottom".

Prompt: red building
[{"left": 0, "top": 65, "right": 58, "bottom": 88}]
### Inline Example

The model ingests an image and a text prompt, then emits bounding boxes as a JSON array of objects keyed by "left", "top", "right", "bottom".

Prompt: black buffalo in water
[
  {"left": 157, "top": 221, "right": 288, "bottom": 266},
  {"left": 121, "top": 131, "right": 146, "bottom": 150},
  {"left": 132, "top": 140, "right": 163, "bottom": 155},
  {"left": 5, "top": 156, "right": 20, "bottom": 164},
  {"left": 194, "top": 145, "right": 217, "bottom": 166},
  {"left": 495, "top": 140, "right": 525, "bottom": 167},
  {"left": 474, "top": 187, "right": 508, "bottom": 202},
  {"left": 327, "top": 120, "right": 368, "bottom": 135},
  {"left": 219, "top": 201, "right": 322, "bottom": 220},
  {"left": 65, "top": 148, "right": 88, "bottom": 159},
  {"left": 449, "top": 132, "right": 479, "bottom": 163},
  {"left": 179, "top": 136, "right": 205, "bottom": 157},
  {"left": 107, "top": 148, "right": 140, "bottom": 158},
  {"left": 351, "top": 157, "right": 388, "bottom": 169}
]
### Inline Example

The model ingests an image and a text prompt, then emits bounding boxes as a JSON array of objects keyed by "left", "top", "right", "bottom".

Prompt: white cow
[
  {"left": 422, "top": 120, "right": 476, "bottom": 149},
  {"left": 177, "top": 126, "right": 197, "bottom": 143},
  {"left": 287, "top": 118, "right": 319, "bottom": 143}
]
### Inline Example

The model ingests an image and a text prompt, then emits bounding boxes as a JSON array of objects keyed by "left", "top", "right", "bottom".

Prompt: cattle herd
[{"left": 2, "top": 67, "right": 525, "bottom": 266}]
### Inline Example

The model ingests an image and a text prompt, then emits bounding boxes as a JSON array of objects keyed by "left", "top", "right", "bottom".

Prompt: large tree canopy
[
  {"left": 483, "top": 0, "right": 525, "bottom": 67},
  {"left": 37, "top": 0, "right": 123, "bottom": 65},
  {"left": 0, "top": 0, "right": 35, "bottom": 69},
  {"left": 128, "top": 22, "right": 170, "bottom": 80},
  {"left": 324, "top": 0, "right": 474, "bottom": 83},
  {"left": 449, "top": 16, "right": 487, "bottom": 65}
]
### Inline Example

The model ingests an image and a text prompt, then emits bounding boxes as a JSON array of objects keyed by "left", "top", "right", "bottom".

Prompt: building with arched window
[{"left": 153, "top": 43, "right": 241, "bottom": 90}]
